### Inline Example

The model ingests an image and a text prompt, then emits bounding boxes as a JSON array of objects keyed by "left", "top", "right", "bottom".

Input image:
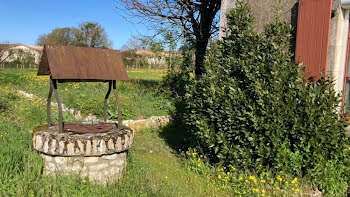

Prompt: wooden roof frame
[
  {"left": 38, "top": 45, "right": 129, "bottom": 82},
  {"left": 37, "top": 45, "right": 128, "bottom": 132}
]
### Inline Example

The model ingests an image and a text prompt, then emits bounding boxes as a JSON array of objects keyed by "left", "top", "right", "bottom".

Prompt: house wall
[
  {"left": 1, "top": 45, "right": 42, "bottom": 65},
  {"left": 244, "top": 0, "right": 299, "bottom": 33},
  {"left": 327, "top": 0, "right": 349, "bottom": 93}
]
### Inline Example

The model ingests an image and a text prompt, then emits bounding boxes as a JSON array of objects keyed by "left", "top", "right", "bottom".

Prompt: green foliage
[
  {"left": 179, "top": 3, "right": 350, "bottom": 195},
  {"left": 160, "top": 48, "right": 194, "bottom": 121},
  {"left": 37, "top": 21, "right": 112, "bottom": 48}
]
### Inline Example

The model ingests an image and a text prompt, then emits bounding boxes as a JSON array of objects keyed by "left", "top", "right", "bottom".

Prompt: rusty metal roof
[{"left": 37, "top": 45, "right": 129, "bottom": 82}]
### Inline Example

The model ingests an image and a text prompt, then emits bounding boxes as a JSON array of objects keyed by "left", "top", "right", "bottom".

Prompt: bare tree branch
[{"left": 116, "top": 0, "right": 221, "bottom": 75}]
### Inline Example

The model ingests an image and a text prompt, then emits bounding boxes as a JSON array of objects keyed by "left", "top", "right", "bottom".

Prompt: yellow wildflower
[
  {"left": 293, "top": 188, "right": 300, "bottom": 193},
  {"left": 260, "top": 179, "right": 266, "bottom": 183},
  {"left": 218, "top": 174, "right": 222, "bottom": 179},
  {"left": 277, "top": 176, "right": 282, "bottom": 182},
  {"left": 291, "top": 177, "right": 298, "bottom": 184},
  {"left": 253, "top": 188, "right": 259, "bottom": 193},
  {"left": 249, "top": 176, "right": 255, "bottom": 181}
]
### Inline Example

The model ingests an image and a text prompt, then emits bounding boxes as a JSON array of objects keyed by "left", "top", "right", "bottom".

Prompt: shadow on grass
[{"left": 157, "top": 122, "right": 195, "bottom": 154}]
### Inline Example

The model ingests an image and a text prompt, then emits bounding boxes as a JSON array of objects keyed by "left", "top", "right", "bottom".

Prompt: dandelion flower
[
  {"left": 249, "top": 176, "right": 255, "bottom": 180},
  {"left": 291, "top": 177, "right": 298, "bottom": 184},
  {"left": 277, "top": 176, "right": 282, "bottom": 182}
]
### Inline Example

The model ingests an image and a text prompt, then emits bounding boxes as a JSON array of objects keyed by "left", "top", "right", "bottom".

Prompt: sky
[{"left": 0, "top": 0, "right": 149, "bottom": 49}]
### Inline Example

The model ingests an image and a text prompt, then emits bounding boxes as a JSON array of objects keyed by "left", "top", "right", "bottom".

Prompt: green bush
[
  {"left": 160, "top": 49, "right": 194, "bottom": 121},
  {"left": 182, "top": 3, "right": 350, "bottom": 195}
]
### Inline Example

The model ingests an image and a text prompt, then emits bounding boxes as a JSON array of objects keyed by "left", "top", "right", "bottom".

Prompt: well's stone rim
[{"left": 33, "top": 125, "right": 133, "bottom": 157}]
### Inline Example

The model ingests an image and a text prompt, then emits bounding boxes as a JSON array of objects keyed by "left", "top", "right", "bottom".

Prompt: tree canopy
[{"left": 37, "top": 22, "right": 112, "bottom": 48}]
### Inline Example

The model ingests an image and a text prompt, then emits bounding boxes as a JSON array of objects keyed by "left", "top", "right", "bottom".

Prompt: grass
[
  {"left": 0, "top": 82, "right": 233, "bottom": 197},
  {"left": 0, "top": 69, "right": 170, "bottom": 120},
  {"left": 0, "top": 68, "right": 313, "bottom": 196}
]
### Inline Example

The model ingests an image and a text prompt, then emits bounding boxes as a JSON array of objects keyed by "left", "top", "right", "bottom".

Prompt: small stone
[
  {"left": 86, "top": 140, "right": 92, "bottom": 155},
  {"left": 123, "top": 135, "right": 129, "bottom": 149},
  {"left": 92, "top": 140, "right": 98, "bottom": 154},
  {"left": 34, "top": 135, "right": 43, "bottom": 150},
  {"left": 43, "top": 140, "right": 49, "bottom": 153},
  {"left": 50, "top": 139, "right": 57, "bottom": 154},
  {"left": 101, "top": 153, "right": 117, "bottom": 160},
  {"left": 115, "top": 137, "right": 122, "bottom": 151},
  {"left": 107, "top": 139, "right": 114, "bottom": 150},
  {"left": 58, "top": 141, "right": 65, "bottom": 154},
  {"left": 77, "top": 140, "right": 84, "bottom": 153},
  {"left": 67, "top": 143, "right": 75, "bottom": 155},
  {"left": 98, "top": 140, "right": 106, "bottom": 153},
  {"left": 129, "top": 133, "right": 134, "bottom": 146}
]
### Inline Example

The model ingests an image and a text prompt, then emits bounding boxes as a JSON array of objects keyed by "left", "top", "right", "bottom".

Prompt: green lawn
[{"left": 0, "top": 69, "right": 170, "bottom": 120}]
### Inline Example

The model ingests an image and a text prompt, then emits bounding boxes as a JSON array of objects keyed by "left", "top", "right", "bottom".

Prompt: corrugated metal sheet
[
  {"left": 38, "top": 45, "right": 129, "bottom": 82},
  {"left": 295, "top": 0, "right": 332, "bottom": 81}
]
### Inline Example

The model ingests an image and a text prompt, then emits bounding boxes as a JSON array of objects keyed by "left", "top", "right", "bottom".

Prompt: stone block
[
  {"left": 84, "top": 157, "right": 99, "bottom": 163},
  {"left": 101, "top": 153, "right": 118, "bottom": 160},
  {"left": 50, "top": 139, "right": 57, "bottom": 154},
  {"left": 43, "top": 141, "right": 49, "bottom": 153},
  {"left": 107, "top": 139, "right": 114, "bottom": 150},
  {"left": 58, "top": 141, "right": 65, "bottom": 154},
  {"left": 67, "top": 142, "right": 75, "bottom": 155}
]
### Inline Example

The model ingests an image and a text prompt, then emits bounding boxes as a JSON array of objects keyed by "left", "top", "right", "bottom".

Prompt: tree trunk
[
  {"left": 194, "top": 38, "right": 209, "bottom": 76},
  {"left": 219, "top": 0, "right": 236, "bottom": 40}
]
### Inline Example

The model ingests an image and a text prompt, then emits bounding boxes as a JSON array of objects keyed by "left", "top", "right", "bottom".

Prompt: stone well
[{"left": 32, "top": 125, "right": 133, "bottom": 183}]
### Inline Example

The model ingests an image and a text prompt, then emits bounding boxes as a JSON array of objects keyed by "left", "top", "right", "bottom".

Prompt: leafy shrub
[
  {"left": 160, "top": 49, "right": 194, "bottom": 121},
  {"left": 181, "top": 3, "right": 350, "bottom": 195}
]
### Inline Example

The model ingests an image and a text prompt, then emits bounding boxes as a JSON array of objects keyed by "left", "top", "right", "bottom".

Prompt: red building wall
[{"left": 295, "top": 0, "right": 333, "bottom": 81}]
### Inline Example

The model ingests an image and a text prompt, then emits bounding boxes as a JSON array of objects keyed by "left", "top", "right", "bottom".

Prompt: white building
[{"left": 0, "top": 43, "right": 43, "bottom": 65}]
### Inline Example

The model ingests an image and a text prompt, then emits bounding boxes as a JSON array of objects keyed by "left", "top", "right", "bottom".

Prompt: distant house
[
  {"left": 0, "top": 43, "right": 43, "bottom": 67},
  {"left": 121, "top": 49, "right": 180, "bottom": 69}
]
